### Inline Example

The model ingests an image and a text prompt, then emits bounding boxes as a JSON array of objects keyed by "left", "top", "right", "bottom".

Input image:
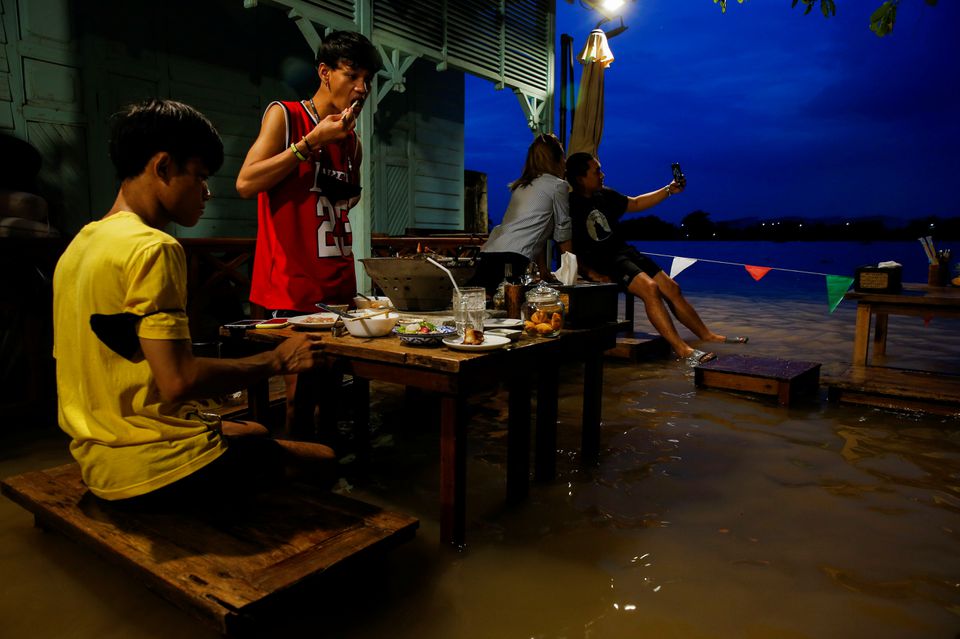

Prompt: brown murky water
[{"left": 2, "top": 293, "right": 958, "bottom": 638}]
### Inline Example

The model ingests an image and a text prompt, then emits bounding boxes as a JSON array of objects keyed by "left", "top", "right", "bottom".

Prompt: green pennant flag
[{"left": 825, "top": 275, "right": 854, "bottom": 313}]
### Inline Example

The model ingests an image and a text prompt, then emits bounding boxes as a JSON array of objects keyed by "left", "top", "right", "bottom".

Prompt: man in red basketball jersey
[{"left": 237, "top": 31, "right": 382, "bottom": 434}]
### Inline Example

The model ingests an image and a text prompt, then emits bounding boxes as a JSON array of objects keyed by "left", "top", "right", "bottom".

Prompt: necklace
[{"left": 306, "top": 97, "right": 320, "bottom": 121}]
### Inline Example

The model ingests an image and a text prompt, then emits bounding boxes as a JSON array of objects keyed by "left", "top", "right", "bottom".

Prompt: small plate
[
  {"left": 288, "top": 313, "right": 339, "bottom": 329},
  {"left": 484, "top": 318, "right": 524, "bottom": 329},
  {"left": 442, "top": 334, "right": 511, "bottom": 352},
  {"left": 486, "top": 328, "right": 522, "bottom": 342}
]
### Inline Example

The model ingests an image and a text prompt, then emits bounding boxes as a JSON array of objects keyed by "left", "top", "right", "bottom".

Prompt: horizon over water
[{"left": 629, "top": 240, "right": 960, "bottom": 303}]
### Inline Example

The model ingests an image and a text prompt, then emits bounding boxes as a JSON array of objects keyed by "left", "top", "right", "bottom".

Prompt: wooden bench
[
  {"left": 695, "top": 354, "right": 821, "bottom": 406},
  {"left": 1, "top": 464, "right": 418, "bottom": 636}
]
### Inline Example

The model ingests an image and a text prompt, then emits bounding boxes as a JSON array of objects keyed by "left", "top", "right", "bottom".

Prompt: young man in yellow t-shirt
[{"left": 53, "top": 99, "right": 333, "bottom": 506}]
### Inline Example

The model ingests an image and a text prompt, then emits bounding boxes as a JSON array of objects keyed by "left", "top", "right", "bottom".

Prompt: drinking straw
[
  {"left": 426, "top": 257, "right": 461, "bottom": 297},
  {"left": 919, "top": 237, "right": 935, "bottom": 264}
]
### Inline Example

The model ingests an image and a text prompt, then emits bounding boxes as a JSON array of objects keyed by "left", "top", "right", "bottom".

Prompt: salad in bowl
[{"left": 393, "top": 320, "right": 456, "bottom": 346}]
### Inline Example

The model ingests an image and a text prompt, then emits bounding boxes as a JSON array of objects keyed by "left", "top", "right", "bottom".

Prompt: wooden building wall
[{"left": 0, "top": 0, "right": 469, "bottom": 239}]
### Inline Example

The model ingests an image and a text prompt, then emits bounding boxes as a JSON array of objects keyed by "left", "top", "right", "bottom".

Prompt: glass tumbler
[{"left": 453, "top": 287, "right": 486, "bottom": 337}]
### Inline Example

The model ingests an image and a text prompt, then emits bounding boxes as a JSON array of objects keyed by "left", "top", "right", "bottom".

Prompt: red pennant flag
[{"left": 744, "top": 265, "right": 771, "bottom": 281}]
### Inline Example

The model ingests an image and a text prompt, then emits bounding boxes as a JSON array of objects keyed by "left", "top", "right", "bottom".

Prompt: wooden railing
[{"left": 370, "top": 232, "right": 486, "bottom": 258}]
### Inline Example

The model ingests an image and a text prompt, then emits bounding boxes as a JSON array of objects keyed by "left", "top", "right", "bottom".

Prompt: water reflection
[{"left": 2, "top": 291, "right": 959, "bottom": 637}]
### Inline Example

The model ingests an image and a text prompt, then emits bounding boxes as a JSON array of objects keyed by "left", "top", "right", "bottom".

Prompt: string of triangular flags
[{"left": 644, "top": 252, "right": 855, "bottom": 313}]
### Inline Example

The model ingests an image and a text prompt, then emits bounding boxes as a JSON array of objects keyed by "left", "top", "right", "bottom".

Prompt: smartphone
[
  {"left": 671, "top": 162, "right": 686, "bottom": 187},
  {"left": 223, "top": 319, "right": 262, "bottom": 330},
  {"left": 254, "top": 318, "right": 290, "bottom": 329}
]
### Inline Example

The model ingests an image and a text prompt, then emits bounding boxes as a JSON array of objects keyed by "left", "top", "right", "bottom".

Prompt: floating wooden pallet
[
  {"left": 2, "top": 464, "right": 418, "bottom": 637},
  {"left": 695, "top": 354, "right": 821, "bottom": 406},
  {"left": 824, "top": 365, "right": 960, "bottom": 416}
]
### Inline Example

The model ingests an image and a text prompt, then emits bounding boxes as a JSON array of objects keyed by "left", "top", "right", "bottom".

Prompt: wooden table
[
  {"left": 845, "top": 283, "right": 960, "bottom": 366},
  {"left": 221, "top": 322, "right": 623, "bottom": 547}
]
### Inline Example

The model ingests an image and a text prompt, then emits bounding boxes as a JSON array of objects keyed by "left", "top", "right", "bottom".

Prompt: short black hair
[
  {"left": 315, "top": 30, "right": 383, "bottom": 74},
  {"left": 109, "top": 99, "right": 224, "bottom": 180},
  {"left": 566, "top": 152, "right": 596, "bottom": 186}
]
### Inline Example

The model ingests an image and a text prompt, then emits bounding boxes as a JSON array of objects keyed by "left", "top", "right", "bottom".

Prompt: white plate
[
  {"left": 287, "top": 312, "right": 339, "bottom": 329},
  {"left": 484, "top": 318, "right": 524, "bottom": 329},
  {"left": 442, "top": 334, "right": 511, "bottom": 352}
]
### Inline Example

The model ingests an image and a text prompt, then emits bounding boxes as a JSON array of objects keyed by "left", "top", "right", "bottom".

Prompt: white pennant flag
[{"left": 670, "top": 256, "right": 697, "bottom": 279}]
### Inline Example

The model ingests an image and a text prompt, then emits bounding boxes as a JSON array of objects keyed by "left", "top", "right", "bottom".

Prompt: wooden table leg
[
  {"left": 873, "top": 312, "right": 889, "bottom": 357},
  {"left": 352, "top": 377, "right": 371, "bottom": 465},
  {"left": 439, "top": 394, "right": 467, "bottom": 548},
  {"left": 581, "top": 351, "right": 604, "bottom": 462},
  {"left": 852, "top": 303, "right": 872, "bottom": 366},
  {"left": 534, "top": 361, "right": 559, "bottom": 482},
  {"left": 507, "top": 376, "right": 531, "bottom": 504},
  {"left": 290, "top": 371, "right": 319, "bottom": 441},
  {"left": 247, "top": 379, "right": 270, "bottom": 427}
]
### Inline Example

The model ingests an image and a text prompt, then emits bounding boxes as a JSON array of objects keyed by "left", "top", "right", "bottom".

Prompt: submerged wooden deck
[
  {"left": 824, "top": 365, "right": 960, "bottom": 416},
  {"left": 1, "top": 464, "right": 418, "bottom": 637}
]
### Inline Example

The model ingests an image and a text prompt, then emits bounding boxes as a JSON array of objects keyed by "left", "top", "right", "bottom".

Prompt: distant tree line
[
  {"left": 619, "top": 210, "right": 960, "bottom": 241},
  {"left": 712, "top": 0, "right": 939, "bottom": 37}
]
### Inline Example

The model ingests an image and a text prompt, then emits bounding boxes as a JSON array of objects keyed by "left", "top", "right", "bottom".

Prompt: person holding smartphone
[{"left": 566, "top": 153, "right": 747, "bottom": 366}]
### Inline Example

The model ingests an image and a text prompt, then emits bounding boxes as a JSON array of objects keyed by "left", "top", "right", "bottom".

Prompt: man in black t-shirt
[{"left": 567, "top": 153, "right": 746, "bottom": 365}]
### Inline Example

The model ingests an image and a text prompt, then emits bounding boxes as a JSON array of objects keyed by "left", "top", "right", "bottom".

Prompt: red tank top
[{"left": 250, "top": 100, "right": 360, "bottom": 312}]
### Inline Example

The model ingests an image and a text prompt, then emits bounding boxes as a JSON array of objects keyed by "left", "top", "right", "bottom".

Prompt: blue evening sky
[{"left": 464, "top": 0, "right": 960, "bottom": 227}]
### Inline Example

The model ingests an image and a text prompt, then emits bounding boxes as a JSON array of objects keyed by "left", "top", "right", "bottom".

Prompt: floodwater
[{"left": 2, "top": 291, "right": 959, "bottom": 638}]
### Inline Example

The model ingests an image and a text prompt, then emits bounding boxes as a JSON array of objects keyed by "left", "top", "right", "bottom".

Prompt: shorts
[
  {"left": 105, "top": 434, "right": 286, "bottom": 513},
  {"left": 611, "top": 246, "right": 662, "bottom": 288}
]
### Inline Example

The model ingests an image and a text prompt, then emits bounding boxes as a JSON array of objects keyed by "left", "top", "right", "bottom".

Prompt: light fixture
[
  {"left": 578, "top": 0, "right": 627, "bottom": 20},
  {"left": 576, "top": 0, "right": 635, "bottom": 37}
]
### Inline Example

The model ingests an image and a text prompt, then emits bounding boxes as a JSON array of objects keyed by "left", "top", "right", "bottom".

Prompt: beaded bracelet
[
  {"left": 300, "top": 135, "right": 313, "bottom": 153},
  {"left": 289, "top": 142, "right": 308, "bottom": 162}
]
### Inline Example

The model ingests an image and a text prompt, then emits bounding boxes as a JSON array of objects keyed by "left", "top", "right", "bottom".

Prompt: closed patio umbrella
[{"left": 568, "top": 28, "right": 615, "bottom": 157}]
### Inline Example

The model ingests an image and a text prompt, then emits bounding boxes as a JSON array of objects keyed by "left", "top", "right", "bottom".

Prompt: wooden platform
[
  {"left": 824, "top": 365, "right": 960, "bottom": 416},
  {"left": 605, "top": 331, "right": 672, "bottom": 362},
  {"left": 1, "top": 464, "right": 418, "bottom": 636},
  {"left": 695, "top": 354, "right": 821, "bottom": 406}
]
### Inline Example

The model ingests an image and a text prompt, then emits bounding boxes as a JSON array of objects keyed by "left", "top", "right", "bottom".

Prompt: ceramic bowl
[
  {"left": 393, "top": 323, "right": 457, "bottom": 346},
  {"left": 353, "top": 295, "right": 393, "bottom": 310},
  {"left": 343, "top": 312, "right": 400, "bottom": 338}
]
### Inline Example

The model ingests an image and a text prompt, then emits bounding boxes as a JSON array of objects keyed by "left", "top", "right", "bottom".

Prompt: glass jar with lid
[{"left": 522, "top": 281, "right": 565, "bottom": 337}]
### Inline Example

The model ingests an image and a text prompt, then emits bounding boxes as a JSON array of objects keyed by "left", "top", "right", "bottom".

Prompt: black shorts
[
  {"left": 611, "top": 246, "right": 662, "bottom": 287},
  {"left": 105, "top": 435, "right": 286, "bottom": 513}
]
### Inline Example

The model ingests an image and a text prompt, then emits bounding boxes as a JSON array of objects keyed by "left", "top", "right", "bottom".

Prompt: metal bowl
[{"left": 361, "top": 256, "right": 477, "bottom": 311}]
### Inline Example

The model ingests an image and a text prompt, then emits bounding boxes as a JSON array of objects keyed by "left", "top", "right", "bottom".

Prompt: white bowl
[
  {"left": 344, "top": 312, "right": 400, "bottom": 338},
  {"left": 353, "top": 295, "right": 392, "bottom": 310}
]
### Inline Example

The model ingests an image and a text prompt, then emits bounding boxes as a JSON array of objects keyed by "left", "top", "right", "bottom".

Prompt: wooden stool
[
  {"left": 2, "top": 464, "right": 418, "bottom": 636},
  {"left": 695, "top": 354, "right": 821, "bottom": 406}
]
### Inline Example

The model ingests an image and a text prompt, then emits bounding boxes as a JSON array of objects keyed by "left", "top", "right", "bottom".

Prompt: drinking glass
[{"left": 453, "top": 287, "right": 486, "bottom": 337}]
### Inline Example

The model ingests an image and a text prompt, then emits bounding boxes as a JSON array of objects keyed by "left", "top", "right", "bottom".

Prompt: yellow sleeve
[{"left": 126, "top": 240, "right": 192, "bottom": 341}]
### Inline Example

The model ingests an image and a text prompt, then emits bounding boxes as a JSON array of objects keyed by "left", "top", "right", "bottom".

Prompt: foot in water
[{"left": 684, "top": 349, "right": 716, "bottom": 367}]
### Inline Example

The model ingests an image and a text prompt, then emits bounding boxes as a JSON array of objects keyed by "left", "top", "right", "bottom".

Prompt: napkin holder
[{"left": 854, "top": 265, "right": 902, "bottom": 293}]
